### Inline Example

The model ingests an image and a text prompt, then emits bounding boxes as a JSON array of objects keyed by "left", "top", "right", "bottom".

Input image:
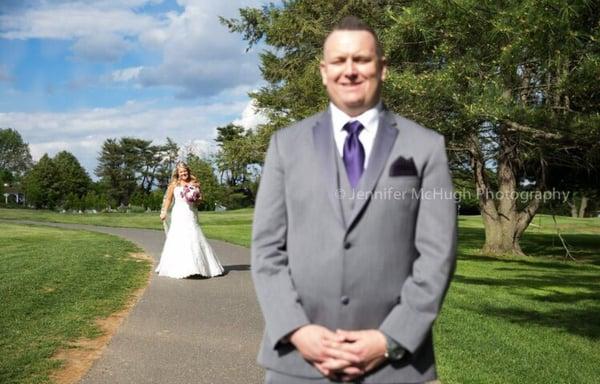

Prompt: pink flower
[{"left": 182, "top": 185, "right": 200, "bottom": 203}]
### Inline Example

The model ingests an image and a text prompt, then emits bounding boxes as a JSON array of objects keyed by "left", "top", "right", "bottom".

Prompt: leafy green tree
[
  {"left": 86, "top": 181, "right": 112, "bottom": 211},
  {"left": 82, "top": 191, "right": 100, "bottom": 211},
  {"left": 23, "top": 180, "right": 43, "bottom": 208},
  {"left": 214, "top": 124, "right": 263, "bottom": 207},
  {"left": 187, "top": 154, "right": 225, "bottom": 211},
  {"left": 155, "top": 137, "right": 180, "bottom": 191},
  {"left": 215, "top": 124, "right": 246, "bottom": 186},
  {"left": 539, "top": 151, "right": 600, "bottom": 217},
  {"left": 129, "top": 190, "right": 147, "bottom": 209},
  {"left": 53, "top": 151, "right": 91, "bottom": 202},
  {"left": 96, "top": 137, "right": 180, "bottom": 206},
  {"left": 0, "top": 128, "right": 33, "bottom": 179},
  {"left": 22, "top": 151, "right": 91, "bottom": 209},
  {"left": 224, "top": 0, "right": 600, "bottom": 255},
  {"left": 63, "top": 192, "right": 82, "bottom": 211},
  {"left": 216, "top": 123, "right": 246, "bottom": 146},
  {"left": 0, "top": 169, "right": 14, "bottom": 186},
  {"left": 95, "top": 138, "right": 137, "bottom": 206},
  {"left": 146, "top": 189, "right": 165, "bottom": 211},
  {"left": 120, "top": 137, "right": 153, "bottom": 195},
  {"left": 0, "top": 169, "right": 12, "bottom": 199},
  {"left": 22, "top": 154, "right": 59, "bottom": 208}
]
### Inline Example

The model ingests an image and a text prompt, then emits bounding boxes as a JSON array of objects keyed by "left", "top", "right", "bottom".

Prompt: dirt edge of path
[{"left": 49, "top": 252, "right": 154, "bottom": 384}]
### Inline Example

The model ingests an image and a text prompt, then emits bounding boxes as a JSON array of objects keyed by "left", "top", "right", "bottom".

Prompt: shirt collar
[{"left": 330, "top": 101, "right": 382, "bottom": 132}]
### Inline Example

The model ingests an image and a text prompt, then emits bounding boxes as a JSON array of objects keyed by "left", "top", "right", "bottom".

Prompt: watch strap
[{"left": 383, "top": 333, "right": 406, "bottom": 361}]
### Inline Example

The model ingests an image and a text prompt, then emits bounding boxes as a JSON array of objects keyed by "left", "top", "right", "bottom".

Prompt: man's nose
[{"left": 343, "top": 59, "right": 357, "bottom": 77}]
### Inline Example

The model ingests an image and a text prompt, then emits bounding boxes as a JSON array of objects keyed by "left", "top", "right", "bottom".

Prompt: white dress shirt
[{"left": 330, "top": 101, "right": 382, "bottom": 169}]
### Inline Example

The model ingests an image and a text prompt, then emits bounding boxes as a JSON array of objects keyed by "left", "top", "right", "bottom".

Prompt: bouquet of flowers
[{"left": 181, "top": 184, "right": 201, "bottom": 203}]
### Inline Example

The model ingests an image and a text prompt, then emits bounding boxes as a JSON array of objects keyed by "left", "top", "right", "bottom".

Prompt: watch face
[
  {"left": 387, "top": 345, "right": 405, "bottom": 361},
  {"left": 385, "top": 335, "right": 405, "bottom": 361}
]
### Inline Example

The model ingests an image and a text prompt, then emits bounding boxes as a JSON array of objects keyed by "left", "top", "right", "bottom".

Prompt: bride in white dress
[{"left": 156, "top": 162, "right": 224, "bottom": 279}]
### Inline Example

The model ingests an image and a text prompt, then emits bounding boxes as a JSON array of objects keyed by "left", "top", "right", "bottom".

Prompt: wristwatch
[{"left": 383, "top": 334, "right": 406, "bottom": 361}]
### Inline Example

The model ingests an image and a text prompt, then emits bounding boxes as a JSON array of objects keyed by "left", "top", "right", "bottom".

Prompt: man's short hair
[{"left": 327, "top": 16, "right": 383, "bottom": 58}]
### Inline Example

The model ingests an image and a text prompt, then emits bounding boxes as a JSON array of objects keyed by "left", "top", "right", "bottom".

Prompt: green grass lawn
[
  {"left": 1, "top": 208, "right": 599, "bottom": 382},
  {"left": 0, "top": 223, "right": 151, "bottom": 384},
  {"left": 0, "top": 208, "right": 253, "bottom": 247},
  {"left": 436, "top": 215, "right": 600, "bottom": 383}
]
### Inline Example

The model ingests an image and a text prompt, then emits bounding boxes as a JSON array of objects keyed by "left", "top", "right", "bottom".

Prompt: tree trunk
[
  {"left": 472, "top": 129, "right": 542, "bottom": 256},
  {"left": 482, "top": 146, "right": 526, "bottom": 256},
  {"left": 567, "top": 200, "right": 578, "bottom": 217},
  {"left": 579, "top": 195, "right": 589, "bottom": 218}
]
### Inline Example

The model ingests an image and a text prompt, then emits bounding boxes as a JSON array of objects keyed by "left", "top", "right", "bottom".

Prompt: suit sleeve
[
  {"left": 251, "top": 133, "right": 310, "bottom": 349},
  {"left": 379, "top": 134, "right": 457, "bottom": 353}
]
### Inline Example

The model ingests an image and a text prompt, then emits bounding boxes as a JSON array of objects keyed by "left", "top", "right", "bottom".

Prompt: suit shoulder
[
  {"left": 270, "top": 112, "right": 323, "bottom": 144},
  {"left": 391, "top": 113, "right": 445, "bottom": 143}
]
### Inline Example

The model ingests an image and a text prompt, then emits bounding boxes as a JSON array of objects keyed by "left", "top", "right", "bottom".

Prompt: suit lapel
[
  {"left": 347, "top": 109, "right": 399, "bottom": 230},
  {"left": 312, "top": 109, "right": 345, "bottom": 227}
]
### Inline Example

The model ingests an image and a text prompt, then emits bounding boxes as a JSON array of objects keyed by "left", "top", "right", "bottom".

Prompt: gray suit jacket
[{"left": 251, "top": 108, "right": 457, "bottom": 383}]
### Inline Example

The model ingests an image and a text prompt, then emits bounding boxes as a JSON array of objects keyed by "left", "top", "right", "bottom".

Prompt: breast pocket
[{"left": 383, "top": 176, "right": 421, "bottom": 205}]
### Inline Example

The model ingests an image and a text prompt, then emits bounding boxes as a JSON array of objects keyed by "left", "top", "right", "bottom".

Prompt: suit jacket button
[
  {"left": 341, "top": 296, "right": 350, "bottom": 305},
  {"left": 344, "top": 242, "right": 351, "bottom": 249}
]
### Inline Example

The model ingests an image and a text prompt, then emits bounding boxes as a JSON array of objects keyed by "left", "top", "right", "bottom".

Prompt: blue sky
[{"left": 0, "top": 0, "right": 268, "bottom": 176}]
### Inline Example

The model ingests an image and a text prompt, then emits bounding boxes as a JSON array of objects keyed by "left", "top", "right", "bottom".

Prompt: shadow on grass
[
  {"left": 521, "top": 233, "right": 600, "bottom": 263},
  {"left": 454, "top": 272, "right": 599, "bottom": 297},
  {"left": 454, "top": 227, "right": 600, "bottom": 340},
  {"left": 458, "top": 226, "right": 600, "bottom": 264},
  {"left": 454, "top": 270, "right": 600, "bottom": 340},
  {"left": 477, "top": 304, "right": 600, "bottom": 340}
]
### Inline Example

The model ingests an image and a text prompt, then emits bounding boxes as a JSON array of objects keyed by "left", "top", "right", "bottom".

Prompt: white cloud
[
  {"left": 179, "top": 139, "right": 215, "bottom": 160},
  {"left": 0, "top": 3, "right": 162, "bottom": 40},
  {"left": 0, "top": 0, "right": 272, "bottom": 180},
  {"left": 78, "top": 0, "right": 164, "bottom": 8},
  {"left": 72, "top": 34, "right": 131, "bottom": 62},
  {"left": 111, "top": 66, "right": 144, "bottom": 82},
  {"left": 0, "top": 0, "right": 266, "bottom": 98},
  {"left": 29, "top": 138, "right": 104, "bottom": 177},
  {"left": 233, "top": 99, "right": 268, "bottom": 130},
  {"left": 132, "top": 0, "right": 265, "bottom": 97},
  {"left": 0, "top": 98, "right": 252, "bottom": 175},
  {"left": 0, "top": 1, "right": 165, "bottom": 65}
]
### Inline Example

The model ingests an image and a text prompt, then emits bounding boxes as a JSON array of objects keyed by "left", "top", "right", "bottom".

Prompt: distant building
[{"left": 3, "top": 185, "right": 25, "bottom": 204}]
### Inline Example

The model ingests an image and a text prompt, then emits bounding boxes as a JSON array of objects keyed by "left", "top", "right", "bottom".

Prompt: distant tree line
[{"left": 1, "top": 126, "right": 263, "bottom": 211}]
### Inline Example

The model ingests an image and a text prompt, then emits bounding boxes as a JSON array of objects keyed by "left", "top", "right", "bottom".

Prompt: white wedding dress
[{"left": 156, "top": 185, "right": 224, "bottom": 278}]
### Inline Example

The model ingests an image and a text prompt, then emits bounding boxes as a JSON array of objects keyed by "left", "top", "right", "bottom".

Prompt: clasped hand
[{"left": 289, "top": 325, "right": 387, "bottom": 381}]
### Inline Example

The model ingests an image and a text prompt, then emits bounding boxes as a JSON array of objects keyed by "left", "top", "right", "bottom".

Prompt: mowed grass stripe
[
  {"left": 1, "top": 210, "right": 599, "bottom": 382},
  {"left": 0, "top": 223, "right": 151, "bottom": 384},
  {"left": 0, "top": 208, "right": 254, "bottom": 247},
  {"left": 435, "top": 222, "right": 600, "bottom": 383}
]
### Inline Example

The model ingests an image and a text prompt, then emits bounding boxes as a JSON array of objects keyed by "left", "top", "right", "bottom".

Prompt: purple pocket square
[{"left": 389, "top": 156, "right": 418, "bottom": 177}]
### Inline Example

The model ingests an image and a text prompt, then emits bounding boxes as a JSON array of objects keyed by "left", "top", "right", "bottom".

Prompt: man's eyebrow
[{"left": 325, "top": 53, "right": 347, "bottom": 61}]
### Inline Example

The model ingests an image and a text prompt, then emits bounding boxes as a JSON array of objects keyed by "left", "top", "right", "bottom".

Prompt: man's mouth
[{"left": 341, "top": 82, "right": 362, "bottom": 87}]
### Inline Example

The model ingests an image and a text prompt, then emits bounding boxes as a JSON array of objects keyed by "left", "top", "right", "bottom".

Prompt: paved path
[{"left": 8, "top": 221, "right": 265, "bottom": 384}]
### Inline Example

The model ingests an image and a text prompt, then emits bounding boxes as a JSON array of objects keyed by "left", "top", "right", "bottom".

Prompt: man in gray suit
[{"left": 251, "top": 16, "right": 457, "bottom": 383}]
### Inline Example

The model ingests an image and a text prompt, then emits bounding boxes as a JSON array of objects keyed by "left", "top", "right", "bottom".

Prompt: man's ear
[
  {"left": 380, "top": 57, "right": 388, "bottom": 81},
  {"left": 319, "top": 60, "right": 328, "bottom": 86}
]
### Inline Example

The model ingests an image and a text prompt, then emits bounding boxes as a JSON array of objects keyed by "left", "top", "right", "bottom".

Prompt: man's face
[{"left": 320, "top": 30, "right": 386, "bottom": 117}]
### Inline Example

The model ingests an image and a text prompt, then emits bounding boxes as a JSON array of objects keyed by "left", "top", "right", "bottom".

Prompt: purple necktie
[{"left": 343, "top": 120, "right": 365, "bottom": 188}]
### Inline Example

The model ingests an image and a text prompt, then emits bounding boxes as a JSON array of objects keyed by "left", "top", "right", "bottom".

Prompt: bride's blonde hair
[{"left": 169, "top": 162, "right": 198, "bottom": 187}]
